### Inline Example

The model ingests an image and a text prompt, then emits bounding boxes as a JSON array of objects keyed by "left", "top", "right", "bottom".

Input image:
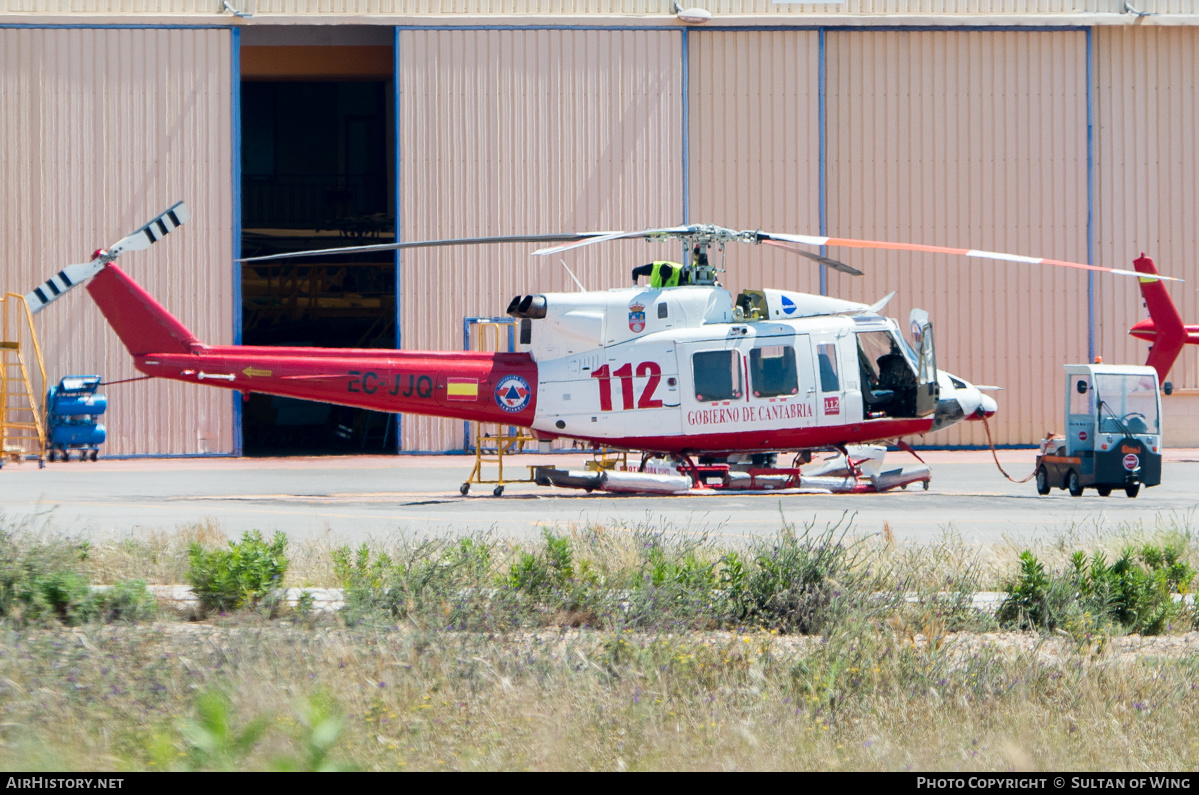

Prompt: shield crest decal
[{"left": 628, "top": 302, "right": 646, "bottom": 333}]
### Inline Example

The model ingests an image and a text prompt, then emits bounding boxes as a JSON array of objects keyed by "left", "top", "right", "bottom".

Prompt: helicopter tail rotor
[{"left": 26, "top": 201, "right": 189, "bottom": 314}]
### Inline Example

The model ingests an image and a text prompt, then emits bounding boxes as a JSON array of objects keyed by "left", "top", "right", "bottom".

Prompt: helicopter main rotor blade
[
  {"left": 26, "top": 201, "right": 189, "bottom": 314},
  {"left": 238, "top": 233, "right": 618, "bottom": 263},
  {"left": 760, "top": 231, "right": 1181, "bottom": 282},
  {"left": 532, "top": 226, "right": 693, "bottom": 257},
  {"left": 758, "top": 239, "right": 863, "bottom": 276}
]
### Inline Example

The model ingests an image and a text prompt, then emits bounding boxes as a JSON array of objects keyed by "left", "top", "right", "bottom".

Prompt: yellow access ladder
[
  {"left": 0, "top": 293, "right": 46, "bottom": 468},
  {"left": 460, "top": 319, "right": 535, "bottom": 496}
]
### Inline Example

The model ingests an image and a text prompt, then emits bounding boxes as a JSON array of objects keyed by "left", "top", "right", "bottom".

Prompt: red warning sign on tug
[{"left": 1123, "top": 453, "right": 1140, "bottom": 471}]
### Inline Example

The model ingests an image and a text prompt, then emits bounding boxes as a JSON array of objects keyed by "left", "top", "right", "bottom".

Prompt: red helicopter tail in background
[{"left": 1128, "top": 255, "right": 1198, "bottom": 383}]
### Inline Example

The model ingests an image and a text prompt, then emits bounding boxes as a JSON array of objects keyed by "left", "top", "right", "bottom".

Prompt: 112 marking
[{"left": 590, "top": 362, "right": 664, "bottom": 411}]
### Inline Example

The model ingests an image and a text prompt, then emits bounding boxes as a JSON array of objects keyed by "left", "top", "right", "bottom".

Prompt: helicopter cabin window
[
  {"left": 816, "top": 343, "right": 840, "bottom": 392},
  {"left": 693, "top": 350, "right": 743, "bottom": 402},
  {"left": 749, "top": 345, "right": 798, "bottom": 398}
]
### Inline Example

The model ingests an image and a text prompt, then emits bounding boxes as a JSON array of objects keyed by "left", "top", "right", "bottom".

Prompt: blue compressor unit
[{"left": 46, "top": 375, "right": 107, "bottom": 462}]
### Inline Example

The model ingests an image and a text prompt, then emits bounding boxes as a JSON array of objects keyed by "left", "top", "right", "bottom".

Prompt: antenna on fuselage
[{"left": 559, "top": 260, "right": 586, "bottom": 291}]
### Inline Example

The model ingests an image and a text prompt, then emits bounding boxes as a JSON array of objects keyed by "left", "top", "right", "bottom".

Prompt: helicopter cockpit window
[
  {"left": 857, "top": 330, "right": 918, "bottom": 415},
  {"left": 750, "top": 345, "right": 798, "bottom": 398},
  {"left": 693, "top": 350, "right": 743, "bottom": 402},
  {"left": 856, "top": 331, "right": 894, "bottom": 386},
  {"left": 816, "top": 343, "right": 840, "bottom": 392}
]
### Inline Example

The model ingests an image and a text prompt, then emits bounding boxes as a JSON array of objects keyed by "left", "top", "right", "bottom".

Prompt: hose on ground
[{"left": 980, "top": 413, "right": 1037, "bottom": 484}]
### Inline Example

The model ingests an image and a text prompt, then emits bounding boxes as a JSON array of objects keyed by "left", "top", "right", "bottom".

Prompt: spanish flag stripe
[{"left": 446, "top": 378, "right": 479, "bottom": 400}]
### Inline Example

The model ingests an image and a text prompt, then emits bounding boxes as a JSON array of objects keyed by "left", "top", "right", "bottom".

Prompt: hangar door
[{"left": 239, "top": 27, "right": 397, "bottom": 455}]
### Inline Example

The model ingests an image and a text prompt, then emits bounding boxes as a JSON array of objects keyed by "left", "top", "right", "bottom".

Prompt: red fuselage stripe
[{"left": 134, "top": 348, "right": 539, "bottom": 425}]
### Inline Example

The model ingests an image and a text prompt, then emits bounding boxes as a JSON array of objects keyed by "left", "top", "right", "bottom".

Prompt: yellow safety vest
[{"left": 651, "top": 261, "right": 683, "bottom": 288}]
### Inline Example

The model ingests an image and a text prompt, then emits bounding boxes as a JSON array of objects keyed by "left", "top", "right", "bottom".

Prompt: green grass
[
  {"left": 0, "top": 512, "right": 1197, "bottom": 770},
  {"left": 1, "top": 622, "right": 1197, "bottom": 771}
]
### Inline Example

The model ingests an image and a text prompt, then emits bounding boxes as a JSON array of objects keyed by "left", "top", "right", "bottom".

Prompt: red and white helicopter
[{"left": 25, "top": 203, "right": 1180, "bottom": 495}]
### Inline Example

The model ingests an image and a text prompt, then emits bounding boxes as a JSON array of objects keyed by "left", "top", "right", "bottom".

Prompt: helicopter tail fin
[
  {"left": 86, "top": 264, "right": 200, "bottom": 356},
  {"left": 1130, "top": 254, "right": 1187, "bottom": 382}
]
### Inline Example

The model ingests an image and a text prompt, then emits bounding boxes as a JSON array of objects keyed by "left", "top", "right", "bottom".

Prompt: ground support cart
[{"left": 1035, "top": 364, "right": 1162, "bottom": 498}]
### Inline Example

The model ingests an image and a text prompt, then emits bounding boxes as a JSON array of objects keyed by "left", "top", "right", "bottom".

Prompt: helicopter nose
[
  {"left": 966, "top": 392, "right": 998, "bottom": 421},
  {"left": 930, "top": 373, "right": 997, "bottom": 432}
]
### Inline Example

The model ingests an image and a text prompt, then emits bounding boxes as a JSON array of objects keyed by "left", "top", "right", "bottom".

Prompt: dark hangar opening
[{"left": 239, "top": 28, "right": 396, "bottom": 455}]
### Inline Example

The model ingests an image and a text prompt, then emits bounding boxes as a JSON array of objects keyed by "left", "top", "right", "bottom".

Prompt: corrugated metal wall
[
  {"left": 247, "top": 0, "right": 1186, "bottom": 14},
  {"left": 1094, "top": 26, "right": 1199, "bottom": 394},
  {"left": 4, "top": 22, "right": 1196, "bottom": 454},
  {"left": 825, "top": 30, "right": 1089, "bottom": 446},
  {"left": 3, "top": 1, "right": 1193, "bottom": 17},
  {"left": 687, "top": 30, "right": 822, "bottom": 298},
  {"left": 398, "top": 29, "right": 683, "bottom": 451},
  {"left": 0, "top": 27, "right": 234, "bottom": 455}
]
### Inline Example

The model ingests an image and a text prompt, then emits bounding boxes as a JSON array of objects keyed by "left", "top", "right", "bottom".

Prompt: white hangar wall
[
  {"left": 687, "top": 30, "right": 822, "bottom": 299},
  {"left": 397, "top": 28, "right": 684, "bottom": 452},
  {"left": 0, "top": 27, "right": 236, "bottom": 457},
  {"left": 397, "top": 25, "right": 1199, "bottom": 451},
  {"left": 825, "top": 30, "right": 1090, "bottom": 447},
  {"left": 1093, "top": 27, "right": 1199, "bottom": 441},
  {"left": 2, "top": 1, "right": 1195, "bottom": 17},
  {"left": 3, "top": 19, "right": 1198, "bottom": 454}
]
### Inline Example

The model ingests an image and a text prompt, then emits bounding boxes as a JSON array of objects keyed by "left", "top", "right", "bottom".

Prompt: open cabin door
[{"left": 910, "top": 310, "right": 940, "bottom": 418}]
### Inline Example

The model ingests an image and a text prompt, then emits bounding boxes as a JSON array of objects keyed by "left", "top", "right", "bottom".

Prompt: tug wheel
[
  {"left": 459, "top": 483, "right": 470, "bottom": 496},
  {"left": 1125, "top": 483, "right": 1140, "bottom": 499},
  {"left": 1035, "top": 467, "right": 1050, "bottom": 496},
  {"left": 1067, "top": 470, "right": 1084, "bottom": 497},
  {"left": 1096, "top": 485, "right": 1113, "bottom": 497},
  {"left": 493, "top": 485, "right": 504, "bottom": 497},
  {"left": 89, "top": 450, "right": 98, "bottom": 462},
  {"left": 47, "top": 450, "right": 56, "bottom": 463}
]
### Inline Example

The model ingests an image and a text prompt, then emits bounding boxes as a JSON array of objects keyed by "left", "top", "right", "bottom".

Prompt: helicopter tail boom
[{"left": 85, "top": 263, "right": 539, "bottom": 425}]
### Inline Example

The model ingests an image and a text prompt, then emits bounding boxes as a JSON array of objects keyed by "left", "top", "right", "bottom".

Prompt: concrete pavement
[{"left": 1, "top": 449, "right": 1197, "bottom": 544}]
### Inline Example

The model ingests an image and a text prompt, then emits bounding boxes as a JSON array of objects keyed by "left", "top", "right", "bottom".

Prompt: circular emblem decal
[
  {"left": 781, "top": 295, "right": 797, "bottom": 315},
  {"left": 494, "top": 375, "right": 532, "bottom": 413},
  {"left": 1079, "top": 431, "right": 1088, "bottom": 441},
  {"left": 1123, "top": 453, "right": 1140, "bottom": 471}
]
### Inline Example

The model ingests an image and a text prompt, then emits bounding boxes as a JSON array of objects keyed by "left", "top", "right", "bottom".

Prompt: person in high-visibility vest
[{"left": 630, "top": 261, "right": 684, "bottom": 288}]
